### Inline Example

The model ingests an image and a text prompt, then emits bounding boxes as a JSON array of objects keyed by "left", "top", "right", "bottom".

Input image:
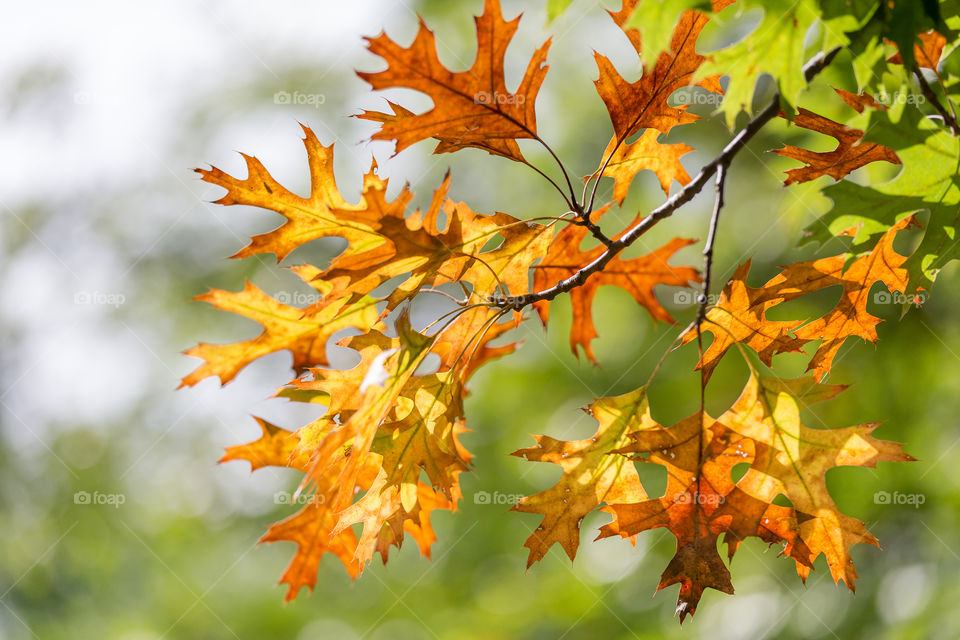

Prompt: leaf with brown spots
[{"left": 598, "top": 394, "right": 810, "bottom": 621}]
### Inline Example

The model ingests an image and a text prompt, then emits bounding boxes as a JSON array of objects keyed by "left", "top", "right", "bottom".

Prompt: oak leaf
[
  {"left": 681, "top": 261, "right": 806, "bottom": 384},
  {"left": 220, "top": 417, "right": 304, "bottom": 471},
  {"left": 759, "top": 215, "right": 917, "bottom": 379},
  {"left": 889, "top": 30, "right": 947, "bottom": 69},
  {"left": 598, "top": 397, "right": 808, "bottom": 621},
  {"left": 695, "top": 0, "right": 821, "bottom": 127},
  {"left": 260, "top": 499, "right": 363, "bottom": 600},
  {"left": 598, "top": 129, "right": 693, "bottom": 203},
  {"left": 180, "top": 276, "right": 379, "bottom": 387},
  {"left": 833, "top": 88, "right": 887, "bottom": 114},
  {"left": 319, "top": 172, "right": 552, "bottom": 311},
  {"left": 511, "top": 387, "right": 652, "bottom": 566},
  {"left": 773, "top": 107, "right": 901, "bottom": 185},
  {"left": 722, "top": 374, "right": 915, "bottom": 588},
  {"left": 195, "top": 126, "right": 383, "bottom": 262},
  {"left": 688, "top": 215, "right": 917, "bottom": 381},
  {"left": 358, "top": 0, "right": 550, "bottom": 163},
  {"left": 595, "top": 5, "right": 723, "bottom": 142},
  {"left": 598, "top": 372, "right": 910, "bottom": 620}
]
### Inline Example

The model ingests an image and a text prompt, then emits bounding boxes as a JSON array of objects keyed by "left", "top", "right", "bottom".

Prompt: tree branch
[{"left": 488, "top": 47, "right": 840, "bottom": 311}]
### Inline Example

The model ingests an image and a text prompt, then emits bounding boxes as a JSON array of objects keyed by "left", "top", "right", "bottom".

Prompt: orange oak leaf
[
  {"left": 179, "top": 277, "right": 379, "bottom": 387},
  {"left": 374, "top": 480, "right": 458, "bottom": 563},
  {"left": 773, "top": 108, "right": 901, "bottom": 185},
  {"left": 195, "top": 126, "right": 385, "bottom": 262},
  {"left": 357, "top": 0, "right": 550, "bottom": 162},
  {"left": 688, "top": 216, "right": 917, "bottom": 381},
  {"left": 889, "top": 30, "right": 948, "bottom": 69},
  {"left": 196, "top": 126, "right": 551, "bottom": 321},
  {"left": 280, "top": 329, "right": 396, "bottom": 430},
  {"left": 371, "top": 371, "right": 469, "bottom": 503},
  {"left": 255, "top": 426, "right": 384, "bottom": 600},
  {"left": 511, "top": 387, "right": 652, "bottom": 567},
  {"left": 260, "top": 499, "right": 363, "bottom": 600},
  {"left": 534, "top": 209, "right": 700, "bottom": 363},
  {"left": 432, "top": 306, "right": 518, "bottom": 380},
  {"left": 598, "top": 403, "right": 810, "bottom": 621},
  {"left": 757, "top": 215, "right": 917, "bottom": 379},
  {"left": 597, "top": 129, "right": 693, "bottom": 204},
  {"left": 220, "top": 417, "right": 305, "bottom": 471},
  {"left": 596, "top": 372, "right": 910, "bottom": 620},
  {"left": 595, "top": 6, "right": 723, "bottom": 142},
  {"left": 681, "top": 261, "right": 807, "bottom": 383},
  {"left": 301, "top": 314, "right": 436, "bottom": 515},
  {"left": 239, "top": 313, "right": 477, "bottom": 594},
  {"left": 317, "top": 172, "right": 552, "bottom": 311},
  {"left": 722, "top": 374, "right": 914, "bottom": 589},
  {"left": 342, "top": 478, "right": 458, "bottom": 566}
]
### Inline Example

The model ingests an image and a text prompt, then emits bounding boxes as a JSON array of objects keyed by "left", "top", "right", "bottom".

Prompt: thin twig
[
  {"left": 487, "top": 47, "right": 841, "bottom": 312},
  {"left": 913, "top": 66, "right": 960, "bottom": 136},
  {"left": 696, "top": 161, "right": 728, "bottom": 326}
]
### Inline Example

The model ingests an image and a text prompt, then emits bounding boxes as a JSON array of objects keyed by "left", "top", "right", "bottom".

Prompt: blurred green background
[{"left": 3, "top": 1, "right": 959, "bottom": 638}]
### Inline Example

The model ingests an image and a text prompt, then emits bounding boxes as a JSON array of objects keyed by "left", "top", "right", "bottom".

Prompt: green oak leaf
[
  {"left": 696, "top": 0, "right": 823, "bottom": 128},
  {"left": 623, "top": 0, "right": 712, "bottom": 67}
]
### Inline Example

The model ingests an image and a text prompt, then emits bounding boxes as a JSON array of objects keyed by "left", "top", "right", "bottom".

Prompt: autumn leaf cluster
[{"left": 183, "top": 0, "right": 959, "bottom": 622}]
